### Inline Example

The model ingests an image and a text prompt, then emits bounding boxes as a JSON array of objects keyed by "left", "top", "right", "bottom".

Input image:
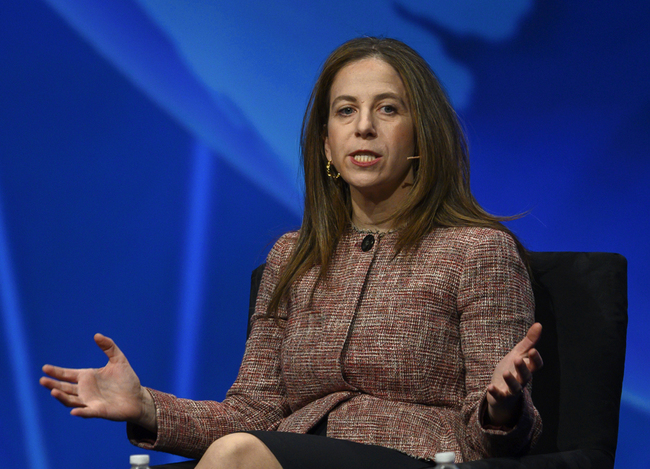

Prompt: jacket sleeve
[
  {"left": 127, "top": 234, "right": 295, "bottom": 459},
  {"left": 456, "top": 230, "right": 542, "bottom": 460}
]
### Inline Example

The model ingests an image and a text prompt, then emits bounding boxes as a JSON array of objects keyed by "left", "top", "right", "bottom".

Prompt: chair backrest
[
  {"left": 247, "top": 263, "right": 267, "bottom": 338},
  {"left": 527, "top": 252, "right": 627, "bottom": 459},
  {"left": 247, "top": 252, "right": 628, "bottom": 461}
]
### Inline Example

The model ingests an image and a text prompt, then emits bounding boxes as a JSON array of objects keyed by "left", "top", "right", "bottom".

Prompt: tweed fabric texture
[{"left": 129, "top": 226, "right": 542, "bottom": 462}]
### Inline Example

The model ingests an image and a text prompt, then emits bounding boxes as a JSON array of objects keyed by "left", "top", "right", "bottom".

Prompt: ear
[{"left": 324, "top": 134, "right": 332, "bottom": 162}]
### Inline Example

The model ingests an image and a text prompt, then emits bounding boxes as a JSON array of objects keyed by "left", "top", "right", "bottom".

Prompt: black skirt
[{"left": 246, "top": 430, "right": 435, "bottom": 469}]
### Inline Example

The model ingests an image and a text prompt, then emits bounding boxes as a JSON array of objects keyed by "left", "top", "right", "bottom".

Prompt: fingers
[
  {"left": 39, "top": 369, "right": 84, "bottom": 407},
  {"left": 504, "top": 369, "right": 524, "bottom": 394},
  {"left": 45, "top": 386, "right": 103, "bottom": 419},
  {"left": 526, "top": 348, "right": 544, "bottom": 373},
  {"left": 486, "top": 384, "right": 502, "bottom": 401},
  {"left": 492, "top": 370, "right": 524, "bottom": 399},
  {"left": 70, "top": 407, "right": 99, "bottom": 418},
  {"left": 487, "top": 377, "right": 522, "bottom": 404},
  {"left": 40, "top": 374, "right": 78, "bottom": 394},
  {"left": 39, "top": 374, "right": 87, "bottom": 408},
  {"left": 41, "top": 364, "right": 80, "bottom": 383},
  {"left": 51, "top": 388, "right": 85, "bottom": 408},
  {"left": 490, "top": 360, "right": 530, "bottom": 402}
]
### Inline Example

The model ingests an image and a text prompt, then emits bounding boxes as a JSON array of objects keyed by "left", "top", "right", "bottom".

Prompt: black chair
[{"left": 153, "top": 252, "right": 628, "bottom": 469}]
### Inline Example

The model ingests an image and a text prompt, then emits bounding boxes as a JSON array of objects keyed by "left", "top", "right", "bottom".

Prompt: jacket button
[{"left": 361, "top": 235, "right": 375, "bottom": 252}]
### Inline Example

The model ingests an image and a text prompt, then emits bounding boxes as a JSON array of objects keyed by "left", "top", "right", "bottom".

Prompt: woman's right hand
[{"left": 40, "top": 333, "right": 157, "bottom": 433}]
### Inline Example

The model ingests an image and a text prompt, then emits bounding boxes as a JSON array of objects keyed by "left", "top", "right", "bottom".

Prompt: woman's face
[{"left": 324, "top": 57, "right": 416, "bottom": 205}]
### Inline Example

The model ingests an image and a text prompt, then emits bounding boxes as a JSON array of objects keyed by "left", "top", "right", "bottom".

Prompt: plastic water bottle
[
  {"left": 434, "top": 451, "right": 458, "bottom": 469},
  {"left": 130, "top": 454, "right": 150, "bottom": 469}
]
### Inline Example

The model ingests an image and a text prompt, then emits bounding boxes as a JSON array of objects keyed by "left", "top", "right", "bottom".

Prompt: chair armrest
[
  {"left": 457, "top": 448, "right": 614, "bottom": 469},
  {"left": 149, "top": 449, "right": 614, "bottom": 469}
]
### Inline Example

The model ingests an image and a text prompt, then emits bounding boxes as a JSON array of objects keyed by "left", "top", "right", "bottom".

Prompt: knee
[
  {"left": 199, "top": 433, "right": 280, "bottom": 469},
  {"left": 205, "top": 433, "right": 256, "bottom": 461}
]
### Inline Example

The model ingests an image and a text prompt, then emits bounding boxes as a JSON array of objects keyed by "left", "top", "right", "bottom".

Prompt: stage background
[{"left": 1, "top": 1, "right": 648, "bottom": 467}]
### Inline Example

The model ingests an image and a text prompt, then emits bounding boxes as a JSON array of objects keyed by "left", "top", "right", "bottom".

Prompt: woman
[{"left": 41, "top": 37, "right": 543, "bottom": 468}]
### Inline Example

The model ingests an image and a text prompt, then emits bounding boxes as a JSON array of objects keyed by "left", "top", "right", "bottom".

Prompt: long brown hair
[{"left": 268, "top": 37, "right": 526, "bottom": 318}]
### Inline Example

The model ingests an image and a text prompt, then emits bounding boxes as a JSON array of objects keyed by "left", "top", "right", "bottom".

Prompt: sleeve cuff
[
  {"left": 475, "top": 388, "right": 539, "bottom": 456},
  {"left": 127, "top": 387, "right": 163, "bottom": 450}
]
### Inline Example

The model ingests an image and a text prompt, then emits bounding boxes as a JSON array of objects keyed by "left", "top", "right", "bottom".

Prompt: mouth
[{"left": 349, "top": 150, "right": 382, "bottom": 163}]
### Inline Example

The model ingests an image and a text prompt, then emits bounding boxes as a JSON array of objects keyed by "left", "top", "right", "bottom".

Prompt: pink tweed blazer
[{"left": 130, "top": 226, "right": 542, "bottom": 462}]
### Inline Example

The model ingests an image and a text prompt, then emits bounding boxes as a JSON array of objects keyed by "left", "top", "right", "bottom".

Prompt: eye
[
  {"left": 380, "top": 104, "right": 397, "bottom": 114},
  {"left": 337, "top": 106, "right": 355, "bottom": 116}
]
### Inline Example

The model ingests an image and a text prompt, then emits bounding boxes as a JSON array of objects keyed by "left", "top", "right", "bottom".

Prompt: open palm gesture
[{"left": 40, "top": 333, "right": 156, "bottom": 431}]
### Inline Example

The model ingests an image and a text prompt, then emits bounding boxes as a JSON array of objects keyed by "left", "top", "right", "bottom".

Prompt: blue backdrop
[{"left": 1, "top": 1, "right": 648, "bottom": 467}]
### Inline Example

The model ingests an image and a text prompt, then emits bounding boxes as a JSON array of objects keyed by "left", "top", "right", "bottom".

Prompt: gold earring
[{"left": 326, "top": 161, "right": 341, "bottom": 179}]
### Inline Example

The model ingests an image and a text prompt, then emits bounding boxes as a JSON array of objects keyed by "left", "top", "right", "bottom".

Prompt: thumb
[
  {"left": 515, "top": 323, "right": 542, "bottom": 354},
  {"left": 94, "top": 333, "right": 124, "bottom": 362}
]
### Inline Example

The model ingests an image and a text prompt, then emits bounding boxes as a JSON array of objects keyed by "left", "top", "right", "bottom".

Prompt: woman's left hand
[{"left": 486, "top": 323, "right": 543, "bottom": 427}]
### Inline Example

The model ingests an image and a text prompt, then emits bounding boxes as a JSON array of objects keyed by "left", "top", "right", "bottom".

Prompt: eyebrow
[{"left": 330, "top": 92, "right": 408, "bottom": 109}]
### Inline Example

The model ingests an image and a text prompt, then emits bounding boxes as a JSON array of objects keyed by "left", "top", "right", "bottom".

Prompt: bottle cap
[
  {"left": 434, "top": 452, "right": 456, "bottom": 463},
  {"left": 130, "top": 454, "right": 150, "bottom": 465}
]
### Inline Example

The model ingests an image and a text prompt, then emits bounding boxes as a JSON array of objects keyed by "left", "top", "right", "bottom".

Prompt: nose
[{"left": 355, "top": 109, "right": 377, "bottom": 139}]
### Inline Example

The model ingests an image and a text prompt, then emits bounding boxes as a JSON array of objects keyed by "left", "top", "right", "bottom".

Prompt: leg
[
  {"left": 195, "top": 433, "right": 283, "bottom": 469},
  {"left": 247, "top": 431, "right": 434, "bottom": 469}
]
